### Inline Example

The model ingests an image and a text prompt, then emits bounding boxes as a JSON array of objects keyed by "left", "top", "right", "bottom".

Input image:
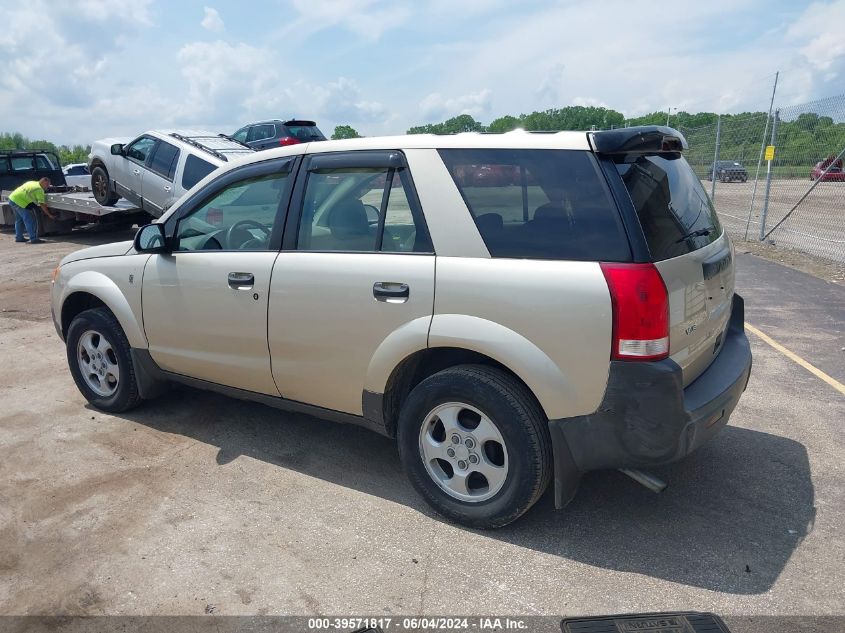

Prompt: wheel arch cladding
[
  {"left": 379, "top": 346, "right": 546, "bottom": 437},
  {"left": 427, "top": 314, "right": 584, "bottom": 420},
  {"left": 61, "top": 272, "right": 147, "bottom": 348}
]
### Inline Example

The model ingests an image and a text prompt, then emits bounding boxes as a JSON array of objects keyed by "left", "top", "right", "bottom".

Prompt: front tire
[
  {"left": 397, "top": 365, "right": 552, "bottom": 529},
  {"left": 91, "top": 166, "right": 119, "bottom": 206},
  {"left": 66, "top": 308, "right": 142, "bottom": 412}
]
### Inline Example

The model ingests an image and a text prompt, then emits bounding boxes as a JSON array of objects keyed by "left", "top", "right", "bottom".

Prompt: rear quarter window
[
  {"left": 182, "top": 155, "right": 217, "bottom": 191},
  {"left": 439, "top": 148, "right": 631, "bottom": 261},
  {"left": 615, "top": 154, "right": 722, "bottom": 261}
]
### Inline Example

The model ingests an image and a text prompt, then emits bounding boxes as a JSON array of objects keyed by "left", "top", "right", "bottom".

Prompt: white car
[
  {"left": 87, "top": 130, "right": 254, "bottom": 217},
  {"left": 62, "top": 163, "right": 91, "bottom": 188}
]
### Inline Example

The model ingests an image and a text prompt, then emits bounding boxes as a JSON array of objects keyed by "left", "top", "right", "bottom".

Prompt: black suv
[
  {"left": 709, "top": 160, "right": 748, "bottom": 182},
  {"left": 0, "top": 149, "right": 66, "bottom": 192},
  {"left": 231, "top": 119, "right": 326, "bottom": 151}
]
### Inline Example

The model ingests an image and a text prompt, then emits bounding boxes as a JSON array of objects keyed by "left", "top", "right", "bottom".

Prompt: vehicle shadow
[
  {"left": 114, "top": 386, "right": 815, "bottom": 595},
  {"left": 1, "top": 224, "right": 137, "bottom": 247}
]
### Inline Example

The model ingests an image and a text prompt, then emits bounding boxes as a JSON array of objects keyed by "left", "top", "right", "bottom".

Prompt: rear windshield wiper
[{"left": 675, "top": 226, "right": 715, "bottom": 243}]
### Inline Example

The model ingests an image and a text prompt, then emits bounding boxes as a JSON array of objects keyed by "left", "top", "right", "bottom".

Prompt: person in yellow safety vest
[{"left": 8, "top": 178, "right": 56, "bottom": 244}]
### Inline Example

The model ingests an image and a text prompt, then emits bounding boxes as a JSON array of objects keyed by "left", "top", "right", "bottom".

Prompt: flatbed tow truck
[{"left": 1, "top": 148, "right": 150, "bottom": 235}]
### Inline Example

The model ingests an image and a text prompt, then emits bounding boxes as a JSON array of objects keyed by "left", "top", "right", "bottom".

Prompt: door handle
[
  {"left": 373, "top": 282, "right": 409, "bottom": 303},
  {"left": 228, "top": 272, "right": 255, "bottom": 289},
  {"left": 164, "top": 185, "right": 171, "bottom": 192},
  {"left": 133, "top": 169, "right": 140, "bottom": 175}
]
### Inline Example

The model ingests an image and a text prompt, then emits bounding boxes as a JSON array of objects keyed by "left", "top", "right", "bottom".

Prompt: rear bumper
[{"left": 549, "top": 293, "right": 752, "bottom": 508}]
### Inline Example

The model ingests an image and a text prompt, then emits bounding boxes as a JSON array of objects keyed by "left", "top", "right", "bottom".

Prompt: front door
[
  {"left": 114, "top": 136, "right": 156, "bottom": 207},
  {"left": 269, "top": 152, "right": 435, "bottom": 415},
  {"left": 142, "top": 159, "right": 295, "bottom": 395}
]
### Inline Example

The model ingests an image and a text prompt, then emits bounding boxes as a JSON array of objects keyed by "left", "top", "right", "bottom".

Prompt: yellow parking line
[{"left": 746, "top": 322, "right": 845, "bottom": 396}]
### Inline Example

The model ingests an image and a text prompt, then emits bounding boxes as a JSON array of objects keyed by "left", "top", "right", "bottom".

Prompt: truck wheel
[
  {"left": 397, "top": 364, "right": 552, "bottom": 529},
  {"left": 66, "top": 308, "right": 142, "bottom": 413},
  {"left": 91, "top": 166, "right": 118, "bottom": 206}
]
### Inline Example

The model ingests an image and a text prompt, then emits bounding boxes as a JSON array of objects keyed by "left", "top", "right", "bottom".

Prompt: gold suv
[{"left": 51, "top": 128, "right": 752, "bottom": 528}]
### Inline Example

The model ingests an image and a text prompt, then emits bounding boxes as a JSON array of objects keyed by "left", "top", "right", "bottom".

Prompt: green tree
[
  {"left": 408, "top": 114, "right": 484, "bottom": 135},
  {"left": 331, "top": 125, "right": 361, "bottom": 140}
]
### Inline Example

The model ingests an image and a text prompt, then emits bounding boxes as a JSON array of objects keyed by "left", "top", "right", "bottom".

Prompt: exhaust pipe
[{"left": 619, "top": 468, "right": 667, "bottom": 494}]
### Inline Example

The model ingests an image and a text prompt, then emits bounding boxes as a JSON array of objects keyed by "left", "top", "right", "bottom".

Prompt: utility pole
[
  {"left": 744, "top": 71, "right": 779, "bottom": 240},
  {"left": 666, "top": 107, "right": 673, "bottom": 126},
  {"left": 759, "top": 110, "right": 779, "bottom": 240},
  {"left": 710, "top": 114, "right": 722, "bottom": 202}
]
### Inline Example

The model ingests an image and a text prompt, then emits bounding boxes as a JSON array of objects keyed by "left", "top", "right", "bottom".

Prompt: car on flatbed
[
  {"left": 88, "top": 130, "right": 254, "bottom": 217},
  {"left": 51, "top": 126, "right": 752, "bottom": 528}
]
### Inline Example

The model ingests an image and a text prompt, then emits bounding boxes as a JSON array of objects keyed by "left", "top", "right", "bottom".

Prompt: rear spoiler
[{"left": 589, "top": 126, "right": 687, "bottom": 154}]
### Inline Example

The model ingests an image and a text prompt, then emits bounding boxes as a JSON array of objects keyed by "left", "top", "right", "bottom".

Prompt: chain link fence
[{"left": 679, "top": 94, "right": 845, "bottom": 263}]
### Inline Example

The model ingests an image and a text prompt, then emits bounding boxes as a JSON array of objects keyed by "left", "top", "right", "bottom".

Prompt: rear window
[
  {"left": 285, "top": 125, "right": 324, "bottom": 141},
  {"left": 439, "top": 149, "right": 631, "bottom": 261},
  {"left": 182, "top": 155, "right": 216, "bottom": 190},
  {"left": 615, "top": 154, "right": 722, "bottom": 261}
]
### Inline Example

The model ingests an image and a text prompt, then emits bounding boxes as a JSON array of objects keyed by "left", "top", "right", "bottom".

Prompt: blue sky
[{"left": 1, "top": 0, "right": 843, "bottom": 145}]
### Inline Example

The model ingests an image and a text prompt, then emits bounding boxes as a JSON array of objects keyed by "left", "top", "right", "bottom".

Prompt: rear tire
[
  {"left": 91, "top": 166, "right": 119, "bottom": 206},
  {"left": 397, "top": 364, "right": 552, "bottom": 529},
  {"left": 66, "top": 308, "right": 142, "bottom": 413}
]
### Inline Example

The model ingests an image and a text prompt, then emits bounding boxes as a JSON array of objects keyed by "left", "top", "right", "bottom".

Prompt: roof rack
[
  {"left": 167, "top": 133, "right": 248, "bottom": 162},
  {"left": 0, "top": 148, "right": 57, "bottom": 154}
]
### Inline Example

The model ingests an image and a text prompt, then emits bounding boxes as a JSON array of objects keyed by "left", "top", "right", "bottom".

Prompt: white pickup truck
[{"left": 88, "top": 130, "right": 254, "bottom": 217}]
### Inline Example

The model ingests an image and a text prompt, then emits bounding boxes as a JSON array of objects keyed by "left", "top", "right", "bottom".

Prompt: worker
[{"left": 7, "top": 177, "right": 56, "bottom": 244}]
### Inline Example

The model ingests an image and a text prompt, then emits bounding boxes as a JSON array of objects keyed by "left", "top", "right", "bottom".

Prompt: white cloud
[
  {"left": 73, "top": 0, "right": 154, "bottom": 25},
  {"left": 287, "top": 0, "right": 411, "bottom": 41},
  {"left": 418, "top": 0, "right": 845, "bottom": 122},
  {"left": 176, "top": 40, "right": 277, "bottom": 123},
  {"left": 420, "top": 89, "right": 492, "bottom": 121},
  {"left": 201, "top": 7, "right": 224, "bottom": 33}
]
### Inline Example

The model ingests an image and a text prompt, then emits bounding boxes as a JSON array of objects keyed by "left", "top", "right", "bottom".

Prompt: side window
[
  {"left": 439, "top": 149, "right": 630, "bottom": 261},
  {"left": 181, "top": 155, "right": 216, "bottom": 190},
  {"left": 35, "top": 155, "right": 54, "bottom": 170},
  {"left": 0, "top": 158, "right": 9, "bottom": 174},
  {"left": 232, "top": 128, "right": 248, "bottom": 143},
  {"left": 297, "top": 165, "right": 430, "bottom": 253},
  {"left": 125, "top": 137, "right": 157, "bottom": 164},
  {"left": 174, "top": 171, "right": 290, "bottom": 252},
  {"left": 148, "top": 141, "right": 180, "bottom": 180},
  {"left": 10, "top": 156, "right": 35, "bottom": 171},
  {"left": 248, "top": 124, "right": 275, "bottom": 142}
]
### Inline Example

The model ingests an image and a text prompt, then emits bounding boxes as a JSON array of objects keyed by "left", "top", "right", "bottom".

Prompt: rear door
[
  {"left": 268, "top": 151, "right": 435, "bottom": 415},
  {"left": 614, "top": 153, "right": 734, "bottom": 386},
  {"left": 141, "top": 140, "right": 180, "bottom": 217},
  {"left": 246, "top": 124, "right": 277, "bottom": 150}
]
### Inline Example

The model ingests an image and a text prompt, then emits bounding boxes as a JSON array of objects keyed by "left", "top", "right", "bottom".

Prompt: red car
[{"left": 811, "top": 156, "right": 845, "bottom": 181}]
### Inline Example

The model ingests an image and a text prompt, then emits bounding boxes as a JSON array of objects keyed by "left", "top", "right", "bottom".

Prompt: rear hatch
[
  {"left": 613, "top": 152, "right": 735, "bottom": 386},
  {"left": 283, "top": 120, "right": 326, "bottom": 142}
]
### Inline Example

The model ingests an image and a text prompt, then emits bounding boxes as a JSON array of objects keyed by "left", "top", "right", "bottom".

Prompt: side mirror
[
  {"left": 110, "top": 143, "right": 124, "bottom": 156},
  {"left": 134, "top": 223, "right": 170, "bottom": 253}
]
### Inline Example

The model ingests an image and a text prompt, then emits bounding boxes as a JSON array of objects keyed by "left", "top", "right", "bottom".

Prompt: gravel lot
[
  {"left": 0, "top": 227, "right": 843, "bottom": 626},
  {"left": 707, "top": 179, "right": 845, "bottom": 262}
]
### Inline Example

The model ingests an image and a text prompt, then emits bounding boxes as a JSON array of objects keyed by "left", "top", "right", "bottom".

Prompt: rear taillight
[
  {"left": 600, "top": 262, "right": 669, "bottom": 361},
  {"left": 279, "top": 137, "right": 301, "bottom": 146}
]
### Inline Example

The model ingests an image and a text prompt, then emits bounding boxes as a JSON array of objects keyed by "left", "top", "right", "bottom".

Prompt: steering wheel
[{"left": 225, "top": 219, "right": 271, "bottom": 249}]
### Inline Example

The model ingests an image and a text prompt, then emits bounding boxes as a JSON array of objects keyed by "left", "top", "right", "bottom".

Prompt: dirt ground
[{"left": 0, "top": 225, "right": 843, "bottom": 627}]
